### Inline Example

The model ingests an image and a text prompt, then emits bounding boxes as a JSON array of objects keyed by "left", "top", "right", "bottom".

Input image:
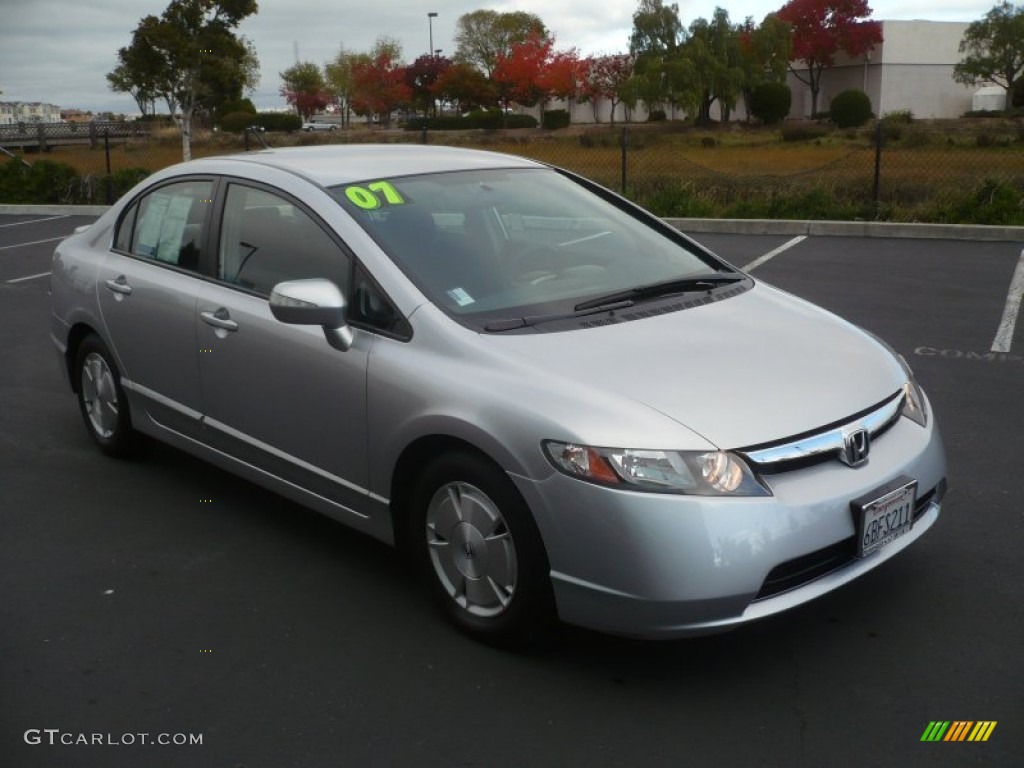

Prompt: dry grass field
[{"left": 10, "top": 119, "right": 1024, "bottom": 223}]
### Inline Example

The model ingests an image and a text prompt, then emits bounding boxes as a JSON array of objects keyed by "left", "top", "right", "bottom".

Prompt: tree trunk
[{"left": 181, "top": 110, "right": 192, "bottom": 163}]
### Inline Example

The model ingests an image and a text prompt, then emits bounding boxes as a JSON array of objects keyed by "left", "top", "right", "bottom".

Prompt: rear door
[{"left": 97, "top": 178, "right": 213, "bottom": 438}]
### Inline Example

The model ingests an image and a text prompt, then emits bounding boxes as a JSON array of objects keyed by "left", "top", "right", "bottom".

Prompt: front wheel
[
  {"left": 412, "top": 452, "right": 555, "bottom": 644},
  {"left": 74, "top": 334, "right": 137, "bottom": 458}
]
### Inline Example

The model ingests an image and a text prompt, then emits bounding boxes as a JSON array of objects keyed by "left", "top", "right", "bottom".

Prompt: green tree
[
  {"left": 681, "top": 8, "right": 745, "bottom": 124},
  {"left": 629, "top": 0, "right": 686, "bottom": 115},
  {"left": 107, "top": 60, "right": 158, "bottom": 117},
  {"left": 737, "top": 14, "right": 792, "bottom": 120},
  {"left": 280, "top": 62, "right": 329, "bottom": 120},
  {"left": 325, "top": 48, "right": 370, "bottom": 128},
  {"left": 953, "top": 2, "right": 1024, "bottom": 114},
  {"left": 109, "top": 0, "right": 259, "bottom": 161},
  {"left": 454, "top": 10, "right": 548, "bottom": 77}
]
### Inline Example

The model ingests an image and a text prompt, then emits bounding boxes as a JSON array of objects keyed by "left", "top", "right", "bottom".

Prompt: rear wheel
[
  {"left": 412, "top": 452, "right": 554, "bottom": 644},
  {"left": 74, "top": 334, "right": 137, "bottom": 457}
]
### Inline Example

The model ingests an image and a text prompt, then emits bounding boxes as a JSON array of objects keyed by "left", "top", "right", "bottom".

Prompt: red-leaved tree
[
  {"left": 434, "top": 62, "right": 497, "bottom": 113},
  {"left": 580, "top": 54, "right": 635, "bottom": 123},
  {"left": 350, "top": 51, "right": 411, "bottom": 127},
  {"left": 776, "top": 0, "right": 882, "bottom": 116},
  {"left": 493, "top": 32, "right": 581, "bottom": 120},
  {"left": 405, "top": 54, "right": 451, "bottom": 117}
]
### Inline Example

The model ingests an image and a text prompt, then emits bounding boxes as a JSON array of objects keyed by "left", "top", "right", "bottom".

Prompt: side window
[
  {"left": 350, "top": 265, "right": 409, "bottom": 337},
  {"left": 129, "top": 180, "right": 212, "bottom": 271},
  {"left": 218, "top": 184, "right": 350, "bottom": 296}
]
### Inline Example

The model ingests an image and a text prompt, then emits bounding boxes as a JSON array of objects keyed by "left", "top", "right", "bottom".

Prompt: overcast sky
[{"left": 0, "top": 0, "right": 997, "bottom": 114}]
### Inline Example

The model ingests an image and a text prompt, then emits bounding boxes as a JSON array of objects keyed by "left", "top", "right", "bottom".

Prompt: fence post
[
  {"left": 244, "top": 128, "right": 250, "bottom": 152},
  {"left": 873, "top": 120, "right": 883, "bottom": 206},
  {"left": 621, "top": 125, "right": 628, "bottom": 195},
  {"left": 421, "top": 125, "right": 428, "bottom": 145},
  {"left": 37, "top": 124, "right": 48, "bottom": 153},
  {"left": 89, "top": 121, "right": 98, "bottom": 150},
  {"left": 104, "top": 130, "right": 114, "bottom": 204}
]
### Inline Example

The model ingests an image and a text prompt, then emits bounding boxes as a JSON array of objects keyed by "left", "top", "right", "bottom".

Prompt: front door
[{"left": 196, "top": 182, "right": 372, "bottom": 521}]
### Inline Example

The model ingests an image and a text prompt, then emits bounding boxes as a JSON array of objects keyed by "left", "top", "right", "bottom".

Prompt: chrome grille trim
[{"left": 740, "top": 392, "right": 903, "bottom": 467}]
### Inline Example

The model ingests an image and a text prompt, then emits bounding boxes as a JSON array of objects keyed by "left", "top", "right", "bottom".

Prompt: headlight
[
  {"left": 865, "top": 331, "right": 929, "bottom": 428},
  {"left": 542, "top": 441, "right": 771, "bottom": 496},
  {"left": 893, "top": 354, "right": 928, "bottom": 427}
]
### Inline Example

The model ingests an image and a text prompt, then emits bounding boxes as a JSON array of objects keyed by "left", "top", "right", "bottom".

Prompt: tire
[
  {"left": 412, "top": 452, "right": 555, "bottom": 644},
  {"left": 74, "top": 334, "right": 137, "bottom": 458}
]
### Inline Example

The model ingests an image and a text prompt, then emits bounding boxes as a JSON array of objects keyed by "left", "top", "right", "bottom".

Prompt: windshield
[{"left": 331, "top": 168, "right": 731, "bottom": 329}]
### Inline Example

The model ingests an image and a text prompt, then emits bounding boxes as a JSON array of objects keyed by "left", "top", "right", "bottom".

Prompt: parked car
[
  {"left": 302, "top": 121, "right": 337, "bottom": 132},
  {"left": 50, "top": 145, "right": 947, "bottom": 642}
]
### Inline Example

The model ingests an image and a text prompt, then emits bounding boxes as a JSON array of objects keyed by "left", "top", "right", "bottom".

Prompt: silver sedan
[{"left": 50, "top": 145, "right": 947, "bottom": 642}]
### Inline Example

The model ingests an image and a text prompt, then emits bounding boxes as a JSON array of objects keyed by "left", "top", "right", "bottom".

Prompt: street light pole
[{"left": 428, "top": 12, "right": 438, "bottom": 58}]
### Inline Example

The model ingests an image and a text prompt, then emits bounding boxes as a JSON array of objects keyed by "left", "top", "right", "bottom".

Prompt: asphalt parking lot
[{"left": 1, "top": 212, "right": 1022, "bottom": 767}]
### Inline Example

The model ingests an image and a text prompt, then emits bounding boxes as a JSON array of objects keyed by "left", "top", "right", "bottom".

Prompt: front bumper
[{"left": 511, "top": 412, "right": 947, "bottom": 638}]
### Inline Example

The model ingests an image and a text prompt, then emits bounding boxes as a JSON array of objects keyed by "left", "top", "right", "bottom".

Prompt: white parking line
[
  {"left": 6, "top": 271, "right": 51, "bottom": 284},
  {"left": 0, "top": 215, "right": 69, "bottom": 228},
  {"left": 991, "top": 249, "right": 1024, "bottom": 353},
  {"left": 0, "top": 236, "right": 66, "bottom": 252},
  {"left": 744, "top": 235, "right": 806, "bottom": 271}
]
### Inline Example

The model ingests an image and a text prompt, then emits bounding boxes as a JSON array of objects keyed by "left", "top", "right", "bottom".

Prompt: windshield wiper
[
  {"left": 573, "top": 273, "right": 744, "bottom": 312},
  {"left": 483, "top": 300, "right": 634, "bottom": 332}
]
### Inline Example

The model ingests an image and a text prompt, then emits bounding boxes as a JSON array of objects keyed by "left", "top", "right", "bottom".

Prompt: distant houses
[{"left": 0, "top": 101, "right": 62, "bottom": 125}]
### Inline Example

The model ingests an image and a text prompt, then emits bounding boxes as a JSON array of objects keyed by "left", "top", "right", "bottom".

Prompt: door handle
[
  {"left": 104, "top": 275, "right": 132, "bottom": 295},
  {"left": 200, "top": 307, "right": 239, "bottom": 332}
]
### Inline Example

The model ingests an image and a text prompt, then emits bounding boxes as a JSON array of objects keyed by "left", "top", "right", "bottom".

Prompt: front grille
[
  {"left": 739, "top": 392, "right": 904, "bottom": 475},
  {"left": 753, "top": 482, "right": 943, "bottom": 601}
]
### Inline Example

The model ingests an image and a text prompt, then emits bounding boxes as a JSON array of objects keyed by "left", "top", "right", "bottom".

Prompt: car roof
[{"left": 184, "top": 144, "right": 546, "bottom": 187}]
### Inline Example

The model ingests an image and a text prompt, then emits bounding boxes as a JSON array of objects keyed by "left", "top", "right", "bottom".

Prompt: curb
[
  {"left": 0, "top": 204, "right": 109, "bottom": 216},
  {"left": 665, "top": 217, "right": 1024, "bottom": 242},
  {"left": 1, "top": 205, "right": 1021, "bottom": 242}
]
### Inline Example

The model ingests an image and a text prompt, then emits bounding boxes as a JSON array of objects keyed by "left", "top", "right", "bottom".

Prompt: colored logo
[{"left": 921, "top": 721, "right": 997, "bottom": 742}]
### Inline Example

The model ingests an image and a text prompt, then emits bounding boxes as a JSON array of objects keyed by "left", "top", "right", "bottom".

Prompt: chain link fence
[{"left": 2, "top": 119, "right": 1022, "bottom": 223}]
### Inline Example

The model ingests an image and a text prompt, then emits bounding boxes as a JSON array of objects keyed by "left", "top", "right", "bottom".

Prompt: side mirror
[{"left": 269, "top": 278, "right": 354, "bottom": 351}]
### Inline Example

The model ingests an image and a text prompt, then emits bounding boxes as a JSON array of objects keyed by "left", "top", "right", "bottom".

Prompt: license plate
[{"left": 852, "top": 477, "right": 917, "bottom": 557}]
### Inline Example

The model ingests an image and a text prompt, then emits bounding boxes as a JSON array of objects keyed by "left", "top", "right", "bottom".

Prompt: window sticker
[
  {"left": 135, "top": 192, "right": 193, "bottom": 263},
  {"left": 446, "top": 287, "right": 475, "bottom": 307},
  {"left": 134, "top": 193, "right": 170, "bottom": 257},
  {"left": 345, "top": 181, "right": 405, "bottom": 210}
]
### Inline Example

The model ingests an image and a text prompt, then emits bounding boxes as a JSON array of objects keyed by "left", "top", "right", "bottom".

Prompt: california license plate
[{"left": 852, "top": 477, "right": 917, "bottom": 557}]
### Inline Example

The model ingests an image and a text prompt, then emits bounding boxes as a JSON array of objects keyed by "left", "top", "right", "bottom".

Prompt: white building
[
  {"left": 0, "top": 101, "right": 63, "bottom": 124},
  {"left": 788, "top": 20, "right": 974, "bottom": 120}
]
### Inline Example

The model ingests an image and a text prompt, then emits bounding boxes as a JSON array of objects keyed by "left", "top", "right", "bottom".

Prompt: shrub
[
  {"left": 216, "top": 99, "right": 256, "bottom": 124},
  {"left": 830, "top": 89, "right": 872, "bottom": 128},
  {"left": 220, "top": 111, "right": 259, "bottom": 133},
  {"left": 749, "top": 82, "right": 791, "bottom": 125},
  {"left": 882, "top": 109, "right": 914, "bottom": 124},
  {"left": 951, "top": 179, "right": 1023, "bottom": 225},
  {"left": 542, "top": 109, "right": 570, "bottom": 130},
  {"left": 780, "top": 123, "right": 828, "bottom": 142},
  {"left": 404, "top": 112, "right": 538, "bottom": 131},
  {"left": 647, "top": 109, "right": 667, "bottom": 122},
  {"left": 252, "top": 113, "right": 302, "bottom": 132},
  {"left": 0, "top": 157, "right": 80, "bottom": 204}
]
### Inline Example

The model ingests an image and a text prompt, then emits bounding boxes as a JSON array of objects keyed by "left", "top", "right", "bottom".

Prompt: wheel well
[
  {"left": 64, "top": 323, "right": 98, "bottom": 393},
  {"left": 389, "top": 435, "right": 505, "bottom": 553}
]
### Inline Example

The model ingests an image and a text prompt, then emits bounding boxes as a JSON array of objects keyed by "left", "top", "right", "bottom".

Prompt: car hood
[{"left": 485, "top": 283, "right": 905, "bottom": 449}]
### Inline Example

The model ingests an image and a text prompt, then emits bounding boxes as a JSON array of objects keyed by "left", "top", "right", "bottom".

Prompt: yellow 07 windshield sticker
[{"left": 345, "top": 181, "right": 405, "bottom": 210}]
